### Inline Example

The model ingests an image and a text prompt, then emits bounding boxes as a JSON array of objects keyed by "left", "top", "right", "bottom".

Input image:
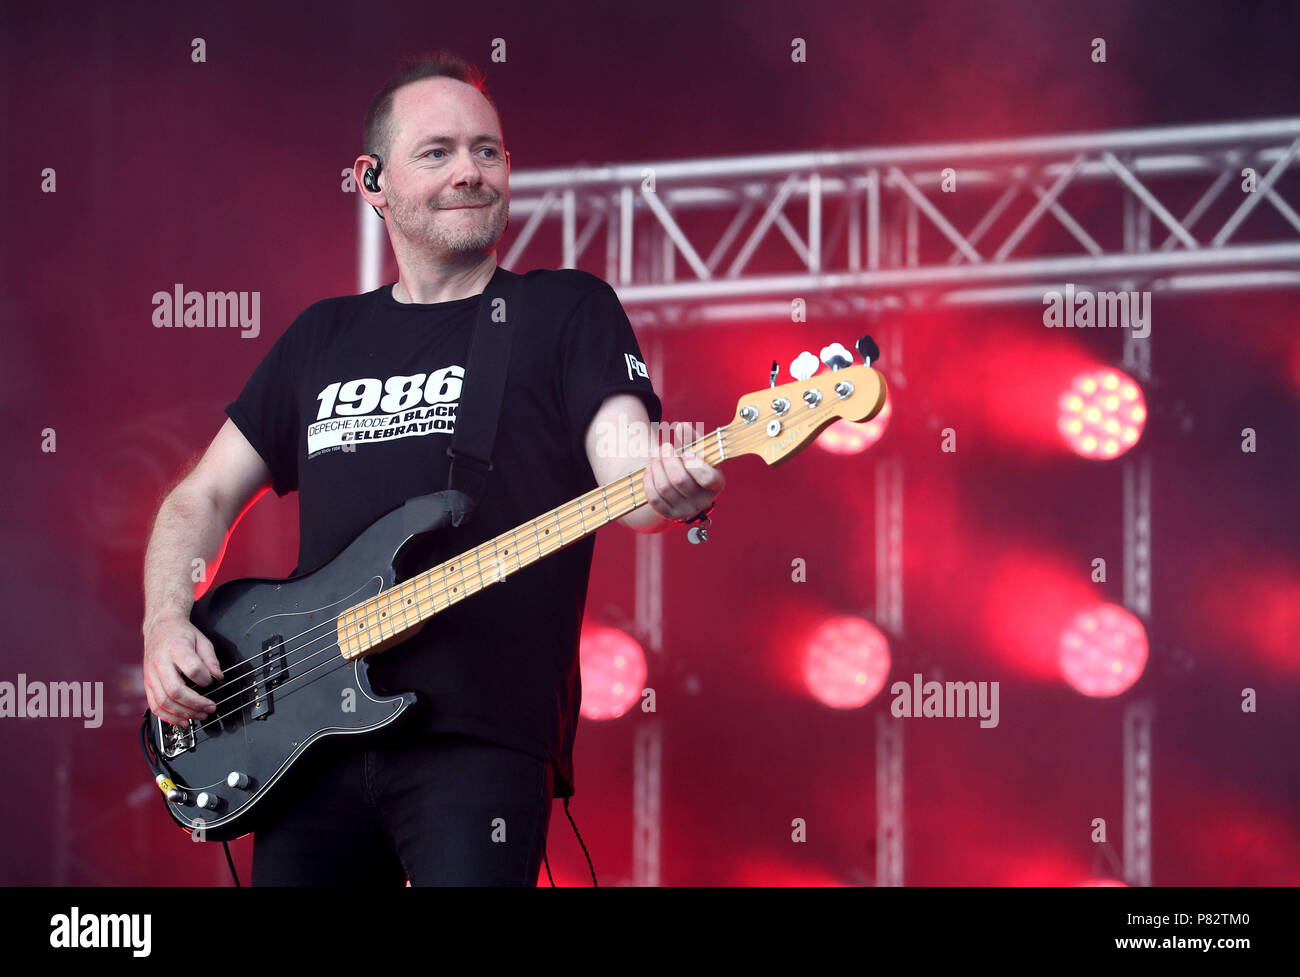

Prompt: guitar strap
[{"left": 441, "top": 264, "right": 524, "bottom": 527}]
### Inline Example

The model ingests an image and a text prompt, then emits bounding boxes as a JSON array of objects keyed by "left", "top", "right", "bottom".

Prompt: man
[{"left": 140, "top": 52, "right": 723, "bottom": 885}]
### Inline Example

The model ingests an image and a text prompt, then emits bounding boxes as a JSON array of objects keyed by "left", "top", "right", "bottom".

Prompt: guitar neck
[{"left": 337, "top": 429, "right": 729, "bottom": 659}]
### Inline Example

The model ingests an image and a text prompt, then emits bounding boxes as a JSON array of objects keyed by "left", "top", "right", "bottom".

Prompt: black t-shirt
[{"left": 224, "top": 267, "right": 662, "bottom": 797}]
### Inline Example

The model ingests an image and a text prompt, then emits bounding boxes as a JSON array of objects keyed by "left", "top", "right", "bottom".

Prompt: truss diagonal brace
[
  {"left": 887, "top": 166, "right": 983, "bottom": 263},
  {"left": 640, "top": 187, "right": 712, "bottom": 280},
  {"left": 727, "top": 174, "right": 800, "bottom": 278},
  {"left": 1212, "top": 137, "right": 1300, "bottom": 246},
  {"left": 995, "top": 154, "right": 1085, "bottom": 261},
  {"left": 1102, "top": 151, "right": 1199, "bottom": 250}
]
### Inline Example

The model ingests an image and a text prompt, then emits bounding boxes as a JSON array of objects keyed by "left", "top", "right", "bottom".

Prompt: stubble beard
[{"left": 389, "top": 184, "right": 510, "bottom": 255}]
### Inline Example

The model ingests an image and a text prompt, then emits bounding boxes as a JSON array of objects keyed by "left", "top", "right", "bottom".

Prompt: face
[{"left": 382, "top": 77, "right": 510, "bottom": 256}]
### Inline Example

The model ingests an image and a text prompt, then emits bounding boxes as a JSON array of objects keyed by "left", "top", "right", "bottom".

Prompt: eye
[
  {"left": 479, "top": 147, "right": 498, "bottom": 159},
  {"left": 424, "top": 148, "right": 446, "bottom": 159}
]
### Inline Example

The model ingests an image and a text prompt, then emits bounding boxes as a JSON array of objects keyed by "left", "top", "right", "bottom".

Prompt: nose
[{"left": 449, "top": 151, "right": 484, "bottom": 189}]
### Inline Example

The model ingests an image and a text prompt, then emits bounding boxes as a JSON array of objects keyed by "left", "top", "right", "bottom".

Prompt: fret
[
  {"left": 426, "top": 573, "right": 437, "bottom": 617},
  {"left": 531, "top": 513, "right": 544, "bottom": 567},
  {"left": 472, "top": 542, "right": 487, "bottom": 596},
  {"left": 554, "top": 509, "right": 564, "bottom": 547},
  {"left": 577, "top": 499, "right": 587, "bottom": 535}
]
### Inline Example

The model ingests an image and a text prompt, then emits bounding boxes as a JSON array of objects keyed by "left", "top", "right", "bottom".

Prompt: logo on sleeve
[{"left": 624, "top": 352, "right": 649, "bottom": 381}]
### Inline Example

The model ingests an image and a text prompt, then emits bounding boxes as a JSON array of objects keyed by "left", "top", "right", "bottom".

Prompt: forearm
[
  {"left": 142, "top": 486, "right": 231, "bottom": 633},
  {"left": 619, "top": 502, "right": 677, "bottom": 533}
]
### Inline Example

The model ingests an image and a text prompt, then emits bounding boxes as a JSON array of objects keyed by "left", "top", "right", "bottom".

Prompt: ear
[{"left": 355, "top": 157, "right": 381, "bottom": 200}]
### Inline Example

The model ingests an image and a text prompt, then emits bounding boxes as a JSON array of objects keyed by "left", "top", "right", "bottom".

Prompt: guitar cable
[
  {"left": 543, "top": 797, "right": 597, "bottom": 886},
  {"left": 140, "top": 715, "right": 242, "bottom": 885},
  {"left": 223, "top": 843, "right": 241, "bottom": 886}
]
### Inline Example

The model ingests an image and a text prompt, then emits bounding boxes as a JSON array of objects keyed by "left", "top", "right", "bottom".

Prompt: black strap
[{"left": 444, "top": 265, "right": 523, "bottom": 526}]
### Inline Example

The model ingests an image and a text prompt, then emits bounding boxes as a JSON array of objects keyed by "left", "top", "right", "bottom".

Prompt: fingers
[
  {"left": 172, "top": 632, "right": 216, "bottom": 687},
  {"left": 146, "top": 655, "right": 216, "bottom": 724},
  {"left": 681, "top": 450, "right": 725, "bottom": 493},
  {"left": 144, "top": 678, "right": 191, "bottom": 726},
  {"left": 651, "top": 442, "right": 692, "bottom": 510},
  {"left": 195, "top": 632, "right": 224, "bottom": 681},
  {"left": 644, "top": 438, "right": 725, "bottom": 521},
  {"left": 158, "top": 674, "right": 216, "bottom": 722}
]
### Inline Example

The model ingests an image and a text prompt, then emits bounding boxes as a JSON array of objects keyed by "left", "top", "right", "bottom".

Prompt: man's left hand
[{"left": 642, "top": 423, "right": 725, "bottom": 524}]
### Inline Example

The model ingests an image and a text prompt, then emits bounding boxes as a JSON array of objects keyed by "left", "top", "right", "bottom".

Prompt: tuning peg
[
  {"left": 820, "top": 343, "right": 853, "bottom": 371},
  {"left": 768, "top": 360, "right": 779, "bottom": 388},
  {"left": 856, "top": 335, "right": 880, "bottom": 366},
  {"left": 790, "top": 351, "right": 819, "bottom": 381}
]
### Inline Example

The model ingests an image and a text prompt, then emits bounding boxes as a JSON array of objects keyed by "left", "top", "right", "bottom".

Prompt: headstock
[{"left": 724, "top": 338, "right": 888, "bottom": 467}]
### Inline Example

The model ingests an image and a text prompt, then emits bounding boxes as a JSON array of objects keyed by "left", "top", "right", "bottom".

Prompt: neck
[
  {"left": 337, "top": 426, "right": 732, "bottom": 661},
  {"left": 392, "top": 251, "right": 497, "bottom": 304}
]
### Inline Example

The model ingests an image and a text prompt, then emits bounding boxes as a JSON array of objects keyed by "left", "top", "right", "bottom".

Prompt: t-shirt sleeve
[
  {"left": 224, "top": 322, "right": 301, "bottom": 497},
  {"left": 559, "top": 281, "right": 664, "bottom": 462}
]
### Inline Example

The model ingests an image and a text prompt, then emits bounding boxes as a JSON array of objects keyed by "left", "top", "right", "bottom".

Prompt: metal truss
[
  {"left": 460, "top": 117, "right": 1300, "bottom": 324},
  {"left": 1123, "top": 701, "right": 1154, "bottom": 886},
  {"left": 876, "top": 714, "right": 905, "bottom": 887}
]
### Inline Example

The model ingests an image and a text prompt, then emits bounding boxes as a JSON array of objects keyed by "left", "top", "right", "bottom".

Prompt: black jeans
[{"left": 250, "top": 730, "right": 553, "bottom": 886}]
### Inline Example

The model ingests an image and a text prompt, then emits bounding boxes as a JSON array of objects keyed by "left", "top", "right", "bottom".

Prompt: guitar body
[{"left": 141, "top": 492, "right": 465, "bottom": 842}]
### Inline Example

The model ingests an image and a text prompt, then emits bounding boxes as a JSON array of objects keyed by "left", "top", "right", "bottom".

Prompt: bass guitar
[{"left": 141, "top": 341, "right": 886, "bottom": 840}]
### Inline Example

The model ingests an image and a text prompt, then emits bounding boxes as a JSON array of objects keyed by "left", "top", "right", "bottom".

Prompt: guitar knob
[
  {"left": 820, "top": 343, "right": 853, "bottom": 371},
  {"left": 226, "top": 771, "right": 250, "bottom": 790},
  {"left": 790, "top": 351, "right": 819, "bottom": 381},
  {"left": 196, "top": 792, "right": 223, "bottom": 811}
]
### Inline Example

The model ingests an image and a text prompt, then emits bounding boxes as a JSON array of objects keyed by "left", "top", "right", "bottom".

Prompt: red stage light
[
  {"left": 802, "top": 616, "right": 891, "bottom": 708},
  {"left": 578, "top": 625, "right": 647, "bottom": 720},
  {"left": 1057, "top": 368, "right": 1146, "bottom": 459},
  {"left": 816, "top": 397, "right": 892, "bottom": 454},
  {"left": 1059, "top": 603, "right": 1148, "bottom": 697}
]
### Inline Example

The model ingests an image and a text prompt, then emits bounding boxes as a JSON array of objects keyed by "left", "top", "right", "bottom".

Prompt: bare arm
[
  {"left": 142, "top": 418, "right": 274, "bottom": 724},
  {"left": 584, "top": 393, "right": 724, "bottom": 533}
]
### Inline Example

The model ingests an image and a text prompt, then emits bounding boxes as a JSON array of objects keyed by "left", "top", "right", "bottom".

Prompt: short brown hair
[{"left": 362, "top": 51, "right": 496, "bottom": 163}]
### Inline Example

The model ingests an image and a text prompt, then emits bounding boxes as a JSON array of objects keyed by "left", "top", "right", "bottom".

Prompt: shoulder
[
  {"left": 517, "top": 268, "right": 619, "bottom": 308},
  {"left": 278, "top": 288, "right": 383, "bottom": 344}
]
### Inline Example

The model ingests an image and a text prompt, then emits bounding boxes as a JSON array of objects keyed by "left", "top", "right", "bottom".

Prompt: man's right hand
[{"left": 143, "top": 614, "right": 225, "bottom": 726}]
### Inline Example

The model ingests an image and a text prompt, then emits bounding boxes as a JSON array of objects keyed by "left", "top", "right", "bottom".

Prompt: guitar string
[
  {"left": 172, "top": 402, "right": 840, "bottom": 741},
  {"left": 190, "top": 417, "right": 743, "bottom": 685},
  {"left": 206, "top": 371, "right": 872, "bottom": 686},
  {"left": 186, "top": 414, "right": 749, "bottom": 688},
  {"left": 174, "top": 422, "right": 747, "bottom": 734},
  {"left": 168, "top": 393, "right": 865, "bottom": 738},
  {"left": 173, "top": 395, "right": 858, "bottom": 739}
]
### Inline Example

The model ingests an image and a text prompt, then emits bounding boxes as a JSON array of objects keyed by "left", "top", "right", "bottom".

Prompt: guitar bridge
[
  {"left": 157, "top": 716, "right": 196, "bottom": 759},
  {"left": 249, "top": 634, "right": 287, "bottom": 721}
]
